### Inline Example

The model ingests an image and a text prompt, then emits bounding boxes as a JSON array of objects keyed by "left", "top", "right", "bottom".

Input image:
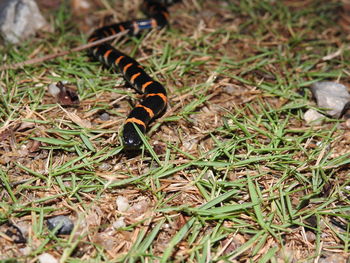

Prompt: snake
[{"left": 88, "top": 0, "right": 179, "bottom": 150}]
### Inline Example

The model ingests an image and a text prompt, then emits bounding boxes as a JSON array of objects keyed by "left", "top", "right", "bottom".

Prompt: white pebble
[
  {"left": 38, "top": 253, "right": 58, "bottom": 263},
  {"left": 310, "top": 81, "right": 350, "bottom": 118},
  {"left": 98, "top": 163, "right": 111, "bottom": 171},
  {"left": 112, "top": 217, "right": 126, "bottom": 229},
  {"left": 116, "top": 196, "right": 129, "bottom": 212},
  {"left": 19, "top": 246, "right": 31, "bottom": 256},
  {"left": 304, "top": 109, "right": 325, "bottom": 125},
  {"left": 48, "top": 83, "right": 60, "bottom": 97}
]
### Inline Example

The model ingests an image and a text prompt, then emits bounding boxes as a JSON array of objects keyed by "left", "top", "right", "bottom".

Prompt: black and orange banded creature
[{"left": 88, "top": 0, "right": 179, "bottom": 149}]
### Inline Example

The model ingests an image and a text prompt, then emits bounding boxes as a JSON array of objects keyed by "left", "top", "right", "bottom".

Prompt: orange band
[
  {"left": 109, "top": 27, "right": 116, "bottom": 35},
  {"left": 103, "top": 49, "right": 113, "bottom": 60},
  {"left": 125, "top": 117, "right": 146, "bottom": 128},
  {"left": 88, "top": 37, "right": 98, "bottom": 43},
  {"left": 115, "top": 56, "right": 124, "bottom": 64},
  {"left": 136, "top": 104, "right": 154, "bottom": 118},
  {"left": 123, "top": 63, "right": 133, "bottom": 74},
  {"left": 146, "top": 93, "right": 167, "bottom": 104},
  {"left": 141, "top": 81, "right": 153, "bottom": 92},
  {"left": 130, "top": 72, "right": 141, "bottom": 83},
  {"left": 162, "top": 11, "right": 170, "bottom": 21},
  {"left": 119, "top": 25, "right": 125, "bottom": 31}
]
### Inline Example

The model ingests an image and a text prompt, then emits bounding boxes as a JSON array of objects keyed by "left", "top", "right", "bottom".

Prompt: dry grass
[{"left": 1, "top": 0, "right": 350, "bottom": 262}]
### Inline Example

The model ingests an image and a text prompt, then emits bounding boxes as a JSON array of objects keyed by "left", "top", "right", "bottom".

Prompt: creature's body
[{"left": 88, "top": 0, "right": 179, "bottom": 149}]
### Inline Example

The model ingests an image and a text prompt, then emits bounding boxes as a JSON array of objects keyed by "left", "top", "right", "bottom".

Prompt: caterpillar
[{"left": 88, "top": 0, "right": 179, "bottom": 150}]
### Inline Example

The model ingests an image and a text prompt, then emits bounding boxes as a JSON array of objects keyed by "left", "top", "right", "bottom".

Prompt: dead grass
[{"left": 1, "top": 0, "right": 350, "bottom": 262}]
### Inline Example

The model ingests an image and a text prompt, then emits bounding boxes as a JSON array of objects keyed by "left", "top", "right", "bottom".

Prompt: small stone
[
  {"left": 128, "top": 200, "right": 149, "bottom": 218},
  {"left": 310, "top": 81, "right": 350, "bottom": 118},
  {"left": 112, "top": 217, "right": 126, "bottom": 229},
  {"left": 38, "top": 253, "right": 58, "bottom": 263},
  {"left": 116, "top": 196, "right": 129, "bottom": 212},
  {"left": 304, "top": 109, "right": 325, "bottom": 125},
  {"left": 0, "top": 0, "right": 48, "bottom": 44},
  {"left": 72, "top": 0, "right": 91, "bottom": 11},
  {"left": 47, "top": 215, "right": 74, "bottom": 235},
  {"left": 48, "top": 82, "right": 79, "bottom": 106},
  {"left": 305, "top": 231, "right": 316, "bottom": 242},
  {"left": 98, "top": 163, "right": 111, "bottom": 171},
  {"left": 19, "top": 246, "right": 31, "bottom": 256},
  {"left": 48, "top": 83, "right": 60, "bottom": 97},
  {"left": 93, "top": 232, "right": 116, "bottom": 251},
  {"left": 99, "top": 112, "right": 110, "bottom": 121},
  {"left": 28, "top": 140, "right": 41, "bottom": 152},
  {"left": 223, "top": 84, "right": 235, "bottom": 94}
]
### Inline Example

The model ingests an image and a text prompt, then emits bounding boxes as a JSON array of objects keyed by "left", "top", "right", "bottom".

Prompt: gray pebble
[
  {"left": 99, "top": 112, "right": 110, "bottom": 121},
  {"left": 223, "top": 84, "right": 235, "bottom": 94},
  {"left": 0, "top": 0, "right": 48, "bottom": 44},
  {"left": 304, "top": 109, "right": 325, "bottom": 125},
  {"left": 38, "top": 253, "right": 58, "bottom": 263},
  {"left": 310, "top": 81, "right": 350, "bottom": 118},
  {"left": 47, "top": 216, "right": 74, "bottom": 235},
  {"left": 98, "top": 162, "right": 112, "bottom": 171},
  {"left": 48, "top": 83, "right": 60, "bottom": 97}
]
